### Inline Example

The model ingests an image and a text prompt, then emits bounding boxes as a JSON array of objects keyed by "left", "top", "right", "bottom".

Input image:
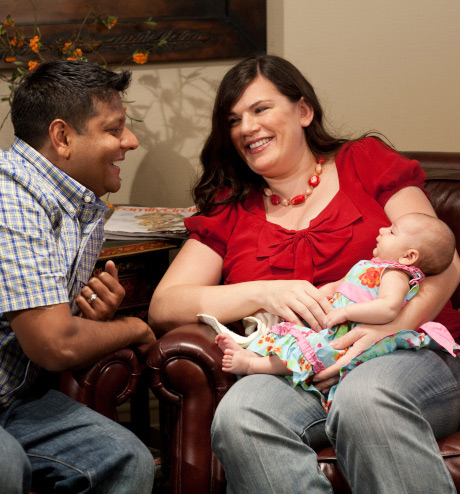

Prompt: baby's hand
[{"left": 324, "top": 307, "right": 347, "bottom": 328}]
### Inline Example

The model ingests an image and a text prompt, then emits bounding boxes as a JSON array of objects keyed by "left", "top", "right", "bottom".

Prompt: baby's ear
[{"left": 399, "top": 248, "right": 420, "bottom": 266}]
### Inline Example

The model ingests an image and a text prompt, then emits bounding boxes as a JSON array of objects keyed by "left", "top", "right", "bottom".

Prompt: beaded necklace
[{"left": 263, "top": 157, "right": 324, "bottom": 206}]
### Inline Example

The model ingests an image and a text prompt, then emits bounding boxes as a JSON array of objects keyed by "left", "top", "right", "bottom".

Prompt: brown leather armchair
[
  {"left": 148, "top": 151, "right": 460, "bottom": 493},
  {"left": 59, "top": 347, "right": 142, "bottom": 422}
]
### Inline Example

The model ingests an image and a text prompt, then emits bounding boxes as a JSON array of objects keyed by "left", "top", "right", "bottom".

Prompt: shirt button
[{"left": 84, "top": 196, "right": 92, "bottom": 203}]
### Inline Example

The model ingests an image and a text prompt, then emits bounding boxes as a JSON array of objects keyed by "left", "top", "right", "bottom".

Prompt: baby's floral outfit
[{"left": 247, "top": 259, "right": 460, "bottom": 412}]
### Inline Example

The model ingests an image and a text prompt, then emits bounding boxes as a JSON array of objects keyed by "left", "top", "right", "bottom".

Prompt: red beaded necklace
[{"left": 263, "top": 157, "right": 325, "bottom": 206}]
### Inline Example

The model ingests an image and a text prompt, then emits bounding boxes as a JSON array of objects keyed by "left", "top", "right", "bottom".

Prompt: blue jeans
[
  {"left": 211, "top": 349, "right": 460, "bottom": 493},
  {"left": 0, "top": 389, "right": 155, "bottom": 494}
]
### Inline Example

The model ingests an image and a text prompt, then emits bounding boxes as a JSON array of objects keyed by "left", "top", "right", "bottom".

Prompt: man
[{"left": 0, "top": 60, "right": 155, "bottom": 493}]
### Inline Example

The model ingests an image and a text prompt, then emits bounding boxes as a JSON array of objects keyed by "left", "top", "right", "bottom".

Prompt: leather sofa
[
  {"left": 59, "top": 348, "right": 142, "bottom": 422},
  {"left": 148, "top": 151, "right": 460, "bottom": 493}
]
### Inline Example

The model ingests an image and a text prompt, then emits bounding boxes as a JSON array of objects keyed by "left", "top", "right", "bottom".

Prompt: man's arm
[{"left": 6, "top": 304, "right": 155, "bottom": 372}]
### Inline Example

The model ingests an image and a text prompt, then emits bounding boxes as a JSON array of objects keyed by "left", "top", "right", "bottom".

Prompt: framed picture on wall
[{"left": 0, "top": 0, "right": 267, "bottom": 69}]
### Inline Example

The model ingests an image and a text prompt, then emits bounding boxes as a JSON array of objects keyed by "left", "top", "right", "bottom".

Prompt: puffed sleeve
[
  {"left": 184, "top": 199, "right": 238, "bottom": 259},
  {"left": 345, "top": 137, "right": 427, "bottom": 206}
]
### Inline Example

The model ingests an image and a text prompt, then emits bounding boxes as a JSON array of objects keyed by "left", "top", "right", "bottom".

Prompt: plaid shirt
[{"left": 0, "top": 138, "right": 108, "bottom": 408}]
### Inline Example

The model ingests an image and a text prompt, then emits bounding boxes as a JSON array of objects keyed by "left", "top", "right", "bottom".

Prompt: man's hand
[
  {"left": 134, "top": 324, "right": 157, "bottom": 362},
  {"left": 76, "top": 260, "right": 125, "bottom": 320}
]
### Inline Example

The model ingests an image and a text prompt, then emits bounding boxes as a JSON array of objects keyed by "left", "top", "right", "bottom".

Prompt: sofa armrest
[
  {"left": 406, "top": 151, "right": 460, "bottom": 308},
  {"left": 59, "top": 348, "right": 142, "bottom": 422},
  {"left": 147, "top": 323, "right": 235, "bottom": 493}
]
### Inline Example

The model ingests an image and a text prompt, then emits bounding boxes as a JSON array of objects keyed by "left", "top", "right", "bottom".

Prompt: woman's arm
[
  {"left": 315, "top": 185, "right": 460, "bottom": 384},
  {"left": 382, "top": 186, "right": 460, "bottom": 325},
  {"left": 148, "top": 238, "right": 332, "bottom": 335}
]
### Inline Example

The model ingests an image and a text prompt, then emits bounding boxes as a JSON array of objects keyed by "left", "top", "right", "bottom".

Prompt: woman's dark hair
[
  {"left": 193, "top": 54, "right": 351, "bottom": 214},
  {"left": 11, "top": 59, "right": 132, "bottom": 150}
]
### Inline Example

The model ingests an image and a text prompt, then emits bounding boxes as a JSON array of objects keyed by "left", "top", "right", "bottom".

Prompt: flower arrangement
[{"left": 0, "top": 2, "right": 165, "bottom": 119}]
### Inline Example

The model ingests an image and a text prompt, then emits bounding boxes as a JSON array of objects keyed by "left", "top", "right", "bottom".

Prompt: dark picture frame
[{"left": 1, "top": 0, "right": 266, "bottom": 69}]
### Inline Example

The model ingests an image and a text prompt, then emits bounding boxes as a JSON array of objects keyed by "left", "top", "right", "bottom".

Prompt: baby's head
[{"left": 373, "top": 212, "right": 456, "bottom": 275}]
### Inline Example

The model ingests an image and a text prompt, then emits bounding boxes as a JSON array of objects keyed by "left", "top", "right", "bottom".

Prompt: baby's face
[{"left": 373, "top": 215, "right": 420, "bottom": 262}]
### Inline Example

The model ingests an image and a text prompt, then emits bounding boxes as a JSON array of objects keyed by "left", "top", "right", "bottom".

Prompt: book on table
[{"left": 103, "top": 205, "right": 196, "bottom": 240}]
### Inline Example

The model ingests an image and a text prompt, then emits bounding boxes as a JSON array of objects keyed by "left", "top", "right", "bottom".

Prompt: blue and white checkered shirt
[{"left": 0, "top": 137, "right": 108, "bottom": 408}]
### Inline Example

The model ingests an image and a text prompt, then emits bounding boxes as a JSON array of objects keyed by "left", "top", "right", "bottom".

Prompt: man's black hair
[{"left": 11, "top": 59, "right": 132, "bottom": 149}]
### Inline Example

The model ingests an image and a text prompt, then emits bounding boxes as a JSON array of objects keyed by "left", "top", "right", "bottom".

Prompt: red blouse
[{"left": 185, "top": 137, "right": 460, "bottom": 337}]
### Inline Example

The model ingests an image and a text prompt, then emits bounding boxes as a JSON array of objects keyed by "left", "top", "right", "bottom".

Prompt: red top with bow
[
  {"left": 185, "top": 137, "right": 460, "bottom": 337},
  {"left": 186, "top": 137, "right": 425, "bottom": 287}
]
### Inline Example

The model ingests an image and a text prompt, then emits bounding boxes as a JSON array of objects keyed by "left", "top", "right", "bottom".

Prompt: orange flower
[
  {"left": 3, "top": 15, "right": 15, "bottom": 27},
  {"left": 11, "top": 35, "right": 24, "bottom": 48},
  {"left": 5, "top": 56, "right": 16, "bottom": 63},
  {"left": 333, "top": 350, "right": 347, "bottom": 362},
  {"left": 62, "top": 42, "right": 73, "bottom": 54},
  {"left": 108, "top": 18, "right": 117, "bottom": 29},
  {"left": 29, "top": 35, "right": 41, "bottom": 53},
  {"left": 28, "top": 61, "right": 40, "bottom": 71},
  {"left": 358, "top": 267, "right": 383, "bottom": 289},
  {"left": 132, "top": 52, "right": 148, "bottom": 64},
  {"left": 67, "top": 48, "right": 83, "bottom": 60}
]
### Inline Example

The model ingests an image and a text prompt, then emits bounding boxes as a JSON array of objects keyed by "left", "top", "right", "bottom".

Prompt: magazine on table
[{"left": 103, "top": 205, "right": 196, "bottom": 240}]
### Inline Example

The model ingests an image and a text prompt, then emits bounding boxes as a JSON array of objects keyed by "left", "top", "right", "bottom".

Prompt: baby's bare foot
[
  {"left": 215, "top": 333, "right": 244, "bottom": 353},
  {"left": 222, "top": 349, "right": 253, "bottom": 375}
]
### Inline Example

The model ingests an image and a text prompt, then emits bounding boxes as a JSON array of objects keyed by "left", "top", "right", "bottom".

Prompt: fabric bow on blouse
[{"left": 256, "top": 192, "right": 362, "bottom": 281}]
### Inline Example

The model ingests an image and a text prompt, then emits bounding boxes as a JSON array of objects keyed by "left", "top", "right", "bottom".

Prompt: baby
[{"left": 216, "top": 212, "right": 458, "bottom": 411}]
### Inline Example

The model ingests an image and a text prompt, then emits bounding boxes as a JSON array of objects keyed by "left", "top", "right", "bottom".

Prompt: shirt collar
[{"left": 11, "top": 137, "right": 108, "bottom": 217}]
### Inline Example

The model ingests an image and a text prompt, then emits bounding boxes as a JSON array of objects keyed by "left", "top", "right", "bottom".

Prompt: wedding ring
[{"left": 87, "top": 293, "right": 98, "bottom": 304}]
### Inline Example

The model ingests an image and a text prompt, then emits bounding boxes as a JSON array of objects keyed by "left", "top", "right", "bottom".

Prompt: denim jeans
[
  {"left": 211, "top": 349, "right": 460, "bottom": 493},
  {"left": 0, "top": 389, "right": 155, "bottom": 494}
]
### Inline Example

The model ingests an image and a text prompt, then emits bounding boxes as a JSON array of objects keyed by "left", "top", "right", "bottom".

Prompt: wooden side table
[
  {"left": 94, "top": 238, "right": 181, "bottom": 444},
  {"left": 94, "top": 238, "right": 180, "bottom": 319}
]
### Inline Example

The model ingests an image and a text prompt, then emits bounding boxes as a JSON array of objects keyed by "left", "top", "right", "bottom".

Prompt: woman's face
[{"left": 228, "top": 75, "right": 313, "bottom": 179}]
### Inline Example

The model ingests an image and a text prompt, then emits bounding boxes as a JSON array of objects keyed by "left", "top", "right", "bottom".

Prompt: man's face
[{"left": 67, "top": 94, "right": 138, "bottom": 197}]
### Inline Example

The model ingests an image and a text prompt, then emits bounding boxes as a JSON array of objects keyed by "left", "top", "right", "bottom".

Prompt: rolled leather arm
[
  {"left": 59, "top": 348, "right": 142, "bottom": 422},
  {"left": 147, "top": 323, "right": 235, "bottom": 494}
]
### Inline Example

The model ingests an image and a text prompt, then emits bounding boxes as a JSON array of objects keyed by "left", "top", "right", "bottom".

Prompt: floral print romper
[{"left": 247, "top": 259, "right": 460, "bottom": 412}]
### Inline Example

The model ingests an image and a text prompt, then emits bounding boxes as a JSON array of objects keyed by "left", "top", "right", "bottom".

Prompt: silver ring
[{"left": 87, "top": 293, "right": 98, "bottom": 304}]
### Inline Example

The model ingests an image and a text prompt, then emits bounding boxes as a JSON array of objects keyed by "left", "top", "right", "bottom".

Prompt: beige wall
[
  {"left": 270, "top": 0, "right": 460, "bottom": 152},
  {"left": 1, "top": 0, "right": 459, "bottom": 206}
]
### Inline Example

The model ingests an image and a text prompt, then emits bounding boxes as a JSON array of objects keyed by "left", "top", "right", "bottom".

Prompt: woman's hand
[
  {"left": 318, "top": 280, "right": 341, "bottom": 299},
  {"left": 260, "top": 279, "right": 332, "bottom": 331},
  {"left": 313, "top": 322, "right": 397, "bottom": 384}
]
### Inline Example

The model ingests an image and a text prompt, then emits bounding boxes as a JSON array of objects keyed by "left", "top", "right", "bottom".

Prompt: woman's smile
[{"left": 247, "top": 137, "right": 273, "bottom": 153}]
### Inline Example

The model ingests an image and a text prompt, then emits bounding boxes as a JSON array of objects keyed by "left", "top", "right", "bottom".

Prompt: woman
[{"left": 149, "top": 55, "right": 460, "bottom": 492}]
